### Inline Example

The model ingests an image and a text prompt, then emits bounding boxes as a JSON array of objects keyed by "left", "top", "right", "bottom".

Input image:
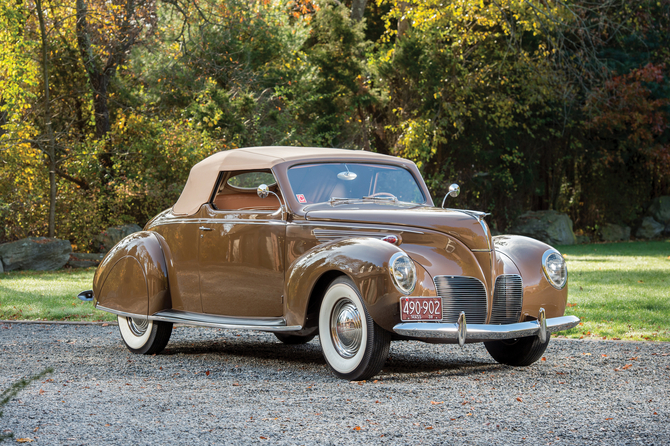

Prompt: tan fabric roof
[{"left": 173, "top": 146, "right": 398, "bottom": 215}]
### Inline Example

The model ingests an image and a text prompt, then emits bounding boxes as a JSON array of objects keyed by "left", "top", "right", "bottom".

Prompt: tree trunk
[
  {"left": 351, "top": 0, "right": 367, "bottom": 22},
  {"left": 75, "top": 0, "right": 111, "bottom": 140},
  {"left": 36, "top": 0, "right": 57, "bottom": 238},
  {"left": 397, "top": 1, "right": 410, "bottom": 39}
]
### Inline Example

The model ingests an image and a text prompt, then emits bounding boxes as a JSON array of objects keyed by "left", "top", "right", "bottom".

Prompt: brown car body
[{"left": 90, "top": 146, "right": 579, "bottom": 379}]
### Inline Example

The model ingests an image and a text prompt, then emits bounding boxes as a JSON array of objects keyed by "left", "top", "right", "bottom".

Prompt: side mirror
[
  {"left": 257, "top": 183, "right": 270, "bottom": 199},
  {"left": 257, "top": 183, "right": 286, "bottom": 220},
  {"left": 441, "top": 183, "right": 460, "bottom": 208},
  {"left": 448, "top": 183, "right": 460, "bottom": 197}
]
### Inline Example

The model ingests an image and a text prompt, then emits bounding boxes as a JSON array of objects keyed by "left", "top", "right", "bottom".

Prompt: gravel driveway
[{"left": 1, "top": 322, "right": 669, "bottom": 445}]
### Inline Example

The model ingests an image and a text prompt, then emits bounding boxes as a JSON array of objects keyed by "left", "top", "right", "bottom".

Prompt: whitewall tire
[
  {"left": 318, "top": 276, "right": 391, "bottom": 380},
  {"left": 117, "top": 315, "right": 172, "bottom": 355}
]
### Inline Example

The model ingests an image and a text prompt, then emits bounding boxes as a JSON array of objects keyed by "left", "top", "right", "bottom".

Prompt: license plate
[{"left": 400, "top": 297, "right": 442, "bottom": 321}]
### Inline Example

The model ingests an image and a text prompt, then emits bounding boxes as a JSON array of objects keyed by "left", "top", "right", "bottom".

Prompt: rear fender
[
  {"left": 93, "top": 231, "right": 170, "bottom": 316},
  {"left": 284, "top": 237, "right": 435, "bottom": 332}
]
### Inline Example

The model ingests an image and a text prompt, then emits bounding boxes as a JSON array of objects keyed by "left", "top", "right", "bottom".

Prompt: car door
[{"left": 197, "top": 171, "right": 286, "bottom": 317}]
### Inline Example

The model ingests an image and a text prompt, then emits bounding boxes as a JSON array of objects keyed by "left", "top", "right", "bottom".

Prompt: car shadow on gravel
[
  {"left": 161, "top": 338, "right": 505, "bottom": 380},
  {"left": 382, "top": 357, "right": 502, "bottom": 380},
  {"left": 162, "top": 340, "right": 327, "bottom": 366}
]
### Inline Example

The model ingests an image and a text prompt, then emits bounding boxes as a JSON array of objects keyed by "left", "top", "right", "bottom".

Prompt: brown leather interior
[{"left": 213, "top": 193, "right": 283, "bottom": 211}]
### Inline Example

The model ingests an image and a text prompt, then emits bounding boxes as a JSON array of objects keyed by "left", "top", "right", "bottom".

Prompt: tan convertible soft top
[{"left": 173, "top": 146, "right": 398, "bottom": 215}]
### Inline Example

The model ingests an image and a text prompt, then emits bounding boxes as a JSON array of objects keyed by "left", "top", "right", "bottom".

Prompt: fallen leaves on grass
[
  {"left": 516, "top": 397, "right": 522, "bottom": 402},
  {"left": 353, "top": 426, "right": 361, "bottom": 431},
  {"left": 430, "top": 401, "right": 443, "bottom": 405},
  {"left": 16, "top": 439, "right": 34, "bottom": 443}
]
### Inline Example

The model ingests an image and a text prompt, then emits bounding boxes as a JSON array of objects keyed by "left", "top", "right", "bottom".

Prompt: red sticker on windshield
[{"left": 296, "top": 194, "right": 307, "bottom": 203}]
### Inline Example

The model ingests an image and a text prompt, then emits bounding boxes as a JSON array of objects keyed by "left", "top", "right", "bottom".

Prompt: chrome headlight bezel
[
  {"left": 542, "top": 249, "right": 568, "bottom": 290},
  {"left": 389, "top": 252, "right": 417, "bottom": 295}
]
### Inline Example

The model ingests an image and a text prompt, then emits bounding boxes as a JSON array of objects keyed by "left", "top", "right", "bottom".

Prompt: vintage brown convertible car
[{"left": 83, "top": 146, "right": 579, "bottom": 380}]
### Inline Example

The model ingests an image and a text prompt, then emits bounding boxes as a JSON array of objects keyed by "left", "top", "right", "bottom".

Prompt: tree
[
  {"left": 75, "top": 0, "right": 157, "bottom": 139},
  {"left": 35, "top": 0, "right": 58, "bottom": 236}
]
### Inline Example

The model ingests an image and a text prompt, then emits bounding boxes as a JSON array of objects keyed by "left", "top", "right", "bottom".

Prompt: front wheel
[
  {"left": 117, "top": 315, "right": 173, "bottom": 355},
  {"left": 484, "top": 335, "right": 550, "bottom": 366},
  {"left": 318, "top": 276, "right": 391, "bottom": 380}
]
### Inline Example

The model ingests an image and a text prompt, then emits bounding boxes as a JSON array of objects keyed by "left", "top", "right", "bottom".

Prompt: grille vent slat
[
  {"left": 312, "top": 229, "right": 390, "bottom": 243},
  {"left": 433, "top": 276, "right": 488, "bottom": 324},
  {"left": 490, "top": 275, "right": 523, "bottom": 325}
]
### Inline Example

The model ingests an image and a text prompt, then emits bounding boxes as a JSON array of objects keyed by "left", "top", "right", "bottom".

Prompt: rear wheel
[
  {"left": 484, "top": 335, "right": 550, "bottom": 366},
  {"left": 318, "top": 276, "right": 391, "bottom": 380},
  {"left": 117, "top": 315, "right": 172, "bottom": 355},
  {"left": 274, "top": 333, "right": 316, "bottom": 344}
]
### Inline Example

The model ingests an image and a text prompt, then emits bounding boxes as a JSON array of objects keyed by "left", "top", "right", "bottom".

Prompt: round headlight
[
  {"left": 542, "top": 249, "right": 567, "bottom": 289},
  {"left": 389, "top": 252, "right": 417, "bottom": 295}
]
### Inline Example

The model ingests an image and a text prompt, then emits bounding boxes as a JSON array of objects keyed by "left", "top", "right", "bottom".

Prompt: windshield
[{"left": 287, "top": 163, "right": 426, "bottom": 205}]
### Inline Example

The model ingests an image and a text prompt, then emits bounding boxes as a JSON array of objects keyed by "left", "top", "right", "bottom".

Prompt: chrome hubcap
[
  {"left": 127, "top": 317, "right": 149, "bottom": 336},
  {"left": 330, "top": 299, "right": 362, "bottom": 358}
]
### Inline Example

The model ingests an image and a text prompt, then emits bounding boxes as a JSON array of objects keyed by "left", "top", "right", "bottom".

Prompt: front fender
[
  {"left": 493, "top": 235, "right": 568, "bottom": 319},
  {"left": 93, "top": 231, "right": 170, "bottom": 316},
  {"left": 284, "top": 237, "right": 435, "bottom": 332}
]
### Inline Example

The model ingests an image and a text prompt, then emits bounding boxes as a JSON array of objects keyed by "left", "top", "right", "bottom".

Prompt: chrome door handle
[{"left": 199, "top": 226, "right": 213, "bottom": 231}]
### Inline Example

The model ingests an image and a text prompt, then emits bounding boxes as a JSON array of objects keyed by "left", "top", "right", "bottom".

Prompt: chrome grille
[
  {"left": 433, "top": 276, "right": 488, "bottom": 324},
  {"left": 490, "top": 275, "right": 523, "bottom": 324}
]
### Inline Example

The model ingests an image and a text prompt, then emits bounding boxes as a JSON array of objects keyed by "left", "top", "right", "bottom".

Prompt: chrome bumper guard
[{"left": 393, "top": 308, "right": 580, "bottom": 346}]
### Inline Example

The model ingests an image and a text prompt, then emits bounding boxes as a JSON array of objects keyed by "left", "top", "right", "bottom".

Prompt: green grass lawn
[
  {"left": 0, "top": 241, "right": 669, "bottom": 341},
  {"left": 0, "top": 268, "right": 114, "bottom": 322},
  {"left": 559, "top": 240, "right": 670, "bottom": 342}
]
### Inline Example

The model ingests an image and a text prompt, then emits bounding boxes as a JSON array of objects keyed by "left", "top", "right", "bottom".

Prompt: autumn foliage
[{"left": 0, "top": 0, "right": 669, "bottom": 248}]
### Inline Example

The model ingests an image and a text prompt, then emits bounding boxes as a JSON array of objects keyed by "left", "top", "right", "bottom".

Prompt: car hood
[{"left": 303, "top": 203, "right": 491, "bottom": 251}]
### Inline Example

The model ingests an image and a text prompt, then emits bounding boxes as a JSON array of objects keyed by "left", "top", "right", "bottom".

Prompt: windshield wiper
[
  {"left": 362, "top": 195, "right": 398, "bottom": 202},
  {"left": 328, "top": 197, "right": 355, "bottom": 206}
]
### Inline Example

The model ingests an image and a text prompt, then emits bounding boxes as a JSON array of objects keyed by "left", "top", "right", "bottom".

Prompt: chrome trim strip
[
  {"left": 294, "top": 222, "right": 424, "bottom": 234},
  {"left": 153, "top": 310, "right": 287, "bottom": 327},
  {"left": 157, "top": 218, "right": 286, "bottom": 226},
  {"left": 392, "top": 315, "right": 580, "bottom": 342},
  {"left": 95, "top": 304, "right": 143, "bottom": 319},
  {"left": 479, "top": 219, "right": 492, "bottom": 250},
  {"left": 312, "top": 229, "right": 396, "bottom": 243},
  {"left": 95, "top": 305, "right": 302, "bottom": 332},
  {"left": 444, "top": 208, "right": 490, "bottom": 222}
]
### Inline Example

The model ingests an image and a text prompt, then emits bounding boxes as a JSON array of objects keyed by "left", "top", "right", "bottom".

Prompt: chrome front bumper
[{"left": 393, "top": 308, "right": 580, "bottom": 346}]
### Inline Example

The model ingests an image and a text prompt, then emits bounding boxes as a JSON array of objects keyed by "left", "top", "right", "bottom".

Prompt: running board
[{"left": 96, "top": 305, "right": 302, "bottom": 332}]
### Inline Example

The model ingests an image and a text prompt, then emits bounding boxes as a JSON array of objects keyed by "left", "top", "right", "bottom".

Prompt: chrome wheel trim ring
[
  {"left": 128, "top": 317, "right": 149, "bottom": 337},
  {"left": 330, "top": 298, "right": 363, "bottom": 359}
]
